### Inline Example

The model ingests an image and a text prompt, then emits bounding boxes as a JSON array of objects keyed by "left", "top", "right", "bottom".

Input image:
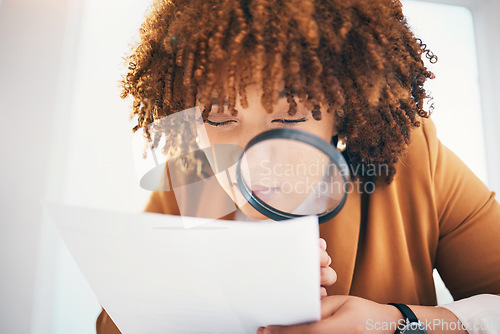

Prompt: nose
[
  {"left": 236, "top": 123, "right": 266, "bottom": 148},
  {"left": 237, "top": 124, "right": 276, "bottom": 160}
]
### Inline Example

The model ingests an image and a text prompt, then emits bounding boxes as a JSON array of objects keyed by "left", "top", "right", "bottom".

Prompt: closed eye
[
  {"left": 272, "top": 117, "right": 307, "bottom": 124},
  {"left": 205, "top": 119, "right": 237, "bottom": 127}
]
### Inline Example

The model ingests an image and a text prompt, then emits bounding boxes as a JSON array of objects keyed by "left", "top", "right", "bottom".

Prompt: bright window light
[
  {"left": 403, "top": 0, "right": 486, "bottom": 305},
  {"left": 403, "top": 0, "right": 488, "bottom": 184}
]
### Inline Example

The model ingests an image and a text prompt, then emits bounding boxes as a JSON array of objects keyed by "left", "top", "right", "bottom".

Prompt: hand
[
  {"left": 258, "top": 295, "right": 402, "bottom": 334},
  {"left": 319, "top": 238, "right": 337, "bottom": 299},
  {"left": 257, "top": 295, "right": 468, "bottom": 334}
]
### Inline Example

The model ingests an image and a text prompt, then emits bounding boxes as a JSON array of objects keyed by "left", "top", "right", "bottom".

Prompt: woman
[{"left": 97, "top": 0, "right": 500, "bottom": 333}]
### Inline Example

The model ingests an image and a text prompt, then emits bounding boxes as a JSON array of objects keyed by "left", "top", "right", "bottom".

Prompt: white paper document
[{"left": 45, "top": 203, "right": 321, "bottom": 334}]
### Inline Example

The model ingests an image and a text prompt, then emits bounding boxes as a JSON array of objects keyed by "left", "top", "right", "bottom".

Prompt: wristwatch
[{"left": 388, "top": 303, "right": 427, "bottom": 334}]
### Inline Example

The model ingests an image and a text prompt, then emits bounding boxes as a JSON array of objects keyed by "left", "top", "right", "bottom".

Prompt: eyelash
[
  {"left": 205, "top": 119, "right": 236, "bottom": 127},
  {"left": 272, "top": 117, "right": 306, "bottom": 124},
  {"left": 205, "top": 118, "right": 307, "bottom": 127}
]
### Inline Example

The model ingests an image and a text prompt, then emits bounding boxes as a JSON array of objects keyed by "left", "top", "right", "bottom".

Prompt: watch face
[{"left": 401, "top": 322, "right": 427, "bottom": 334}]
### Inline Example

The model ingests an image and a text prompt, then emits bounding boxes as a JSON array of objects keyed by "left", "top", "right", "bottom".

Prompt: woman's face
[{"left": 197, "top": 84, "right": 337, "bottom": 220}]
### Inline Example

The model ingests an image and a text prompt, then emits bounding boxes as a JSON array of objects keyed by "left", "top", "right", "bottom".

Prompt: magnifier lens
[{"left": 237, "top": 129, "right": 349, "bottom": 222}]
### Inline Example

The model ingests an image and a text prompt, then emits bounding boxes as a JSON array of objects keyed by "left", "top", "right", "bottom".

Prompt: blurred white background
[{"left": 0, "top": 0, "right": 499, "bottom": 333}]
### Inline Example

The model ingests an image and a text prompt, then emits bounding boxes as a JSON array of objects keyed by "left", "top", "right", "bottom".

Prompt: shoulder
[{"left": 143, "top": 190, "right": 180, "bottom": 215}]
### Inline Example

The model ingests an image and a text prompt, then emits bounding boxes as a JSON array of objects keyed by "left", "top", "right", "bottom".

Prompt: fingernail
[
  {"left": 263, "top": 328, "right": 272, "bottom": 334},
  {"left": 257, "top": 326, "right": 264, "bottom": 334},
  {"left": 327, "top": 256, "right": 332, "bottom": 266}
]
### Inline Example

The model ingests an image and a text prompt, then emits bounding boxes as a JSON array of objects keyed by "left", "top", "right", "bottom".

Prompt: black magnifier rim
[{"left": 236, "top": 128, "right": 349, "bottom": 224}]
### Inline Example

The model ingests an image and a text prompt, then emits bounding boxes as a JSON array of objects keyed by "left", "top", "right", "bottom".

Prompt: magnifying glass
[
  {"left": 133, "top": 105, "right": 351, "bottom": 223},
  {"left": 235, "top": 129, "right": 350, "bottom": 223}
]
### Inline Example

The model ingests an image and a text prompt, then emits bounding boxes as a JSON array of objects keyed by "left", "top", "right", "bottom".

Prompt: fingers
[
  {"left": 319, "top": 238, "right": 327, "bottom": 251},
  {"left": 320, "top": 286, "right": 327, "bottom": 299},
  {"left": 319, "top": 238, "right": 335, "bottom": 288},
  {"left": 320, "top": 266, "right": 337, "bottom": 286},
  {"left": 319, "top": 248, "right": 331, "bottom": 267},
  {"left": 319, "top": 238, "right": 332, "bottom": 267}
]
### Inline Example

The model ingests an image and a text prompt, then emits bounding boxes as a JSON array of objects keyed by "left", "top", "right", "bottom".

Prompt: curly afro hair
[{"left": 121, "top": 0, "right": 436, "bottom": 185}]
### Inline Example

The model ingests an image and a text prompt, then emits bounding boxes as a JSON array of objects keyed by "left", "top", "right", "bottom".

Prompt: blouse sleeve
[
  {"left": 422, "top": 118, "right": 500, "bottom": 300},
  {"left": 440, "top": 294, "right": 500, "bottom": 334}
]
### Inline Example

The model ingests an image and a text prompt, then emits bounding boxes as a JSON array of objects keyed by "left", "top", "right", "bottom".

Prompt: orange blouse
[{"left": 96, "top": 117, "right": 500, "bottom": 333}]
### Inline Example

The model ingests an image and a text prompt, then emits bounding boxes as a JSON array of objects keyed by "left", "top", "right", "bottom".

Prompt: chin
[
  {"left": 237, "top": 202, "right": 270, "bottom": 220},
  {"left": 217, "top": 180, "right": 271, "bottom": 220}
]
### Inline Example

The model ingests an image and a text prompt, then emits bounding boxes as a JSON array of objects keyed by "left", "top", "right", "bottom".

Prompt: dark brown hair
[{"left": 121, "top": 0, "right": 436, "bottom": 184}]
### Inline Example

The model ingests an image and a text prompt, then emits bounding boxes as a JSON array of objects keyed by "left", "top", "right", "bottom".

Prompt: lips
[
  {"left": 232, "top": 182, "right": 280, "bottom": 198},
  {"left": 250, "top": 184, "right": 279, "bottom": 192},
  {"left": 252, "top": 186, "right": 282, "bottom": 203},
  {"left": 232, "top": 182, "right": 279, "bottom": 192}
]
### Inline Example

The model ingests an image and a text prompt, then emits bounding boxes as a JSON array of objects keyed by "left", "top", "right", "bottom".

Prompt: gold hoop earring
[{"left": 337, "top": 138, "right": 347, "bottom": 152}]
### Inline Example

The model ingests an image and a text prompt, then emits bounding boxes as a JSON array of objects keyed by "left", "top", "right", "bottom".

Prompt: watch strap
[{"left": 388, "top": 303, "right": 419, "bottom": 323}]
